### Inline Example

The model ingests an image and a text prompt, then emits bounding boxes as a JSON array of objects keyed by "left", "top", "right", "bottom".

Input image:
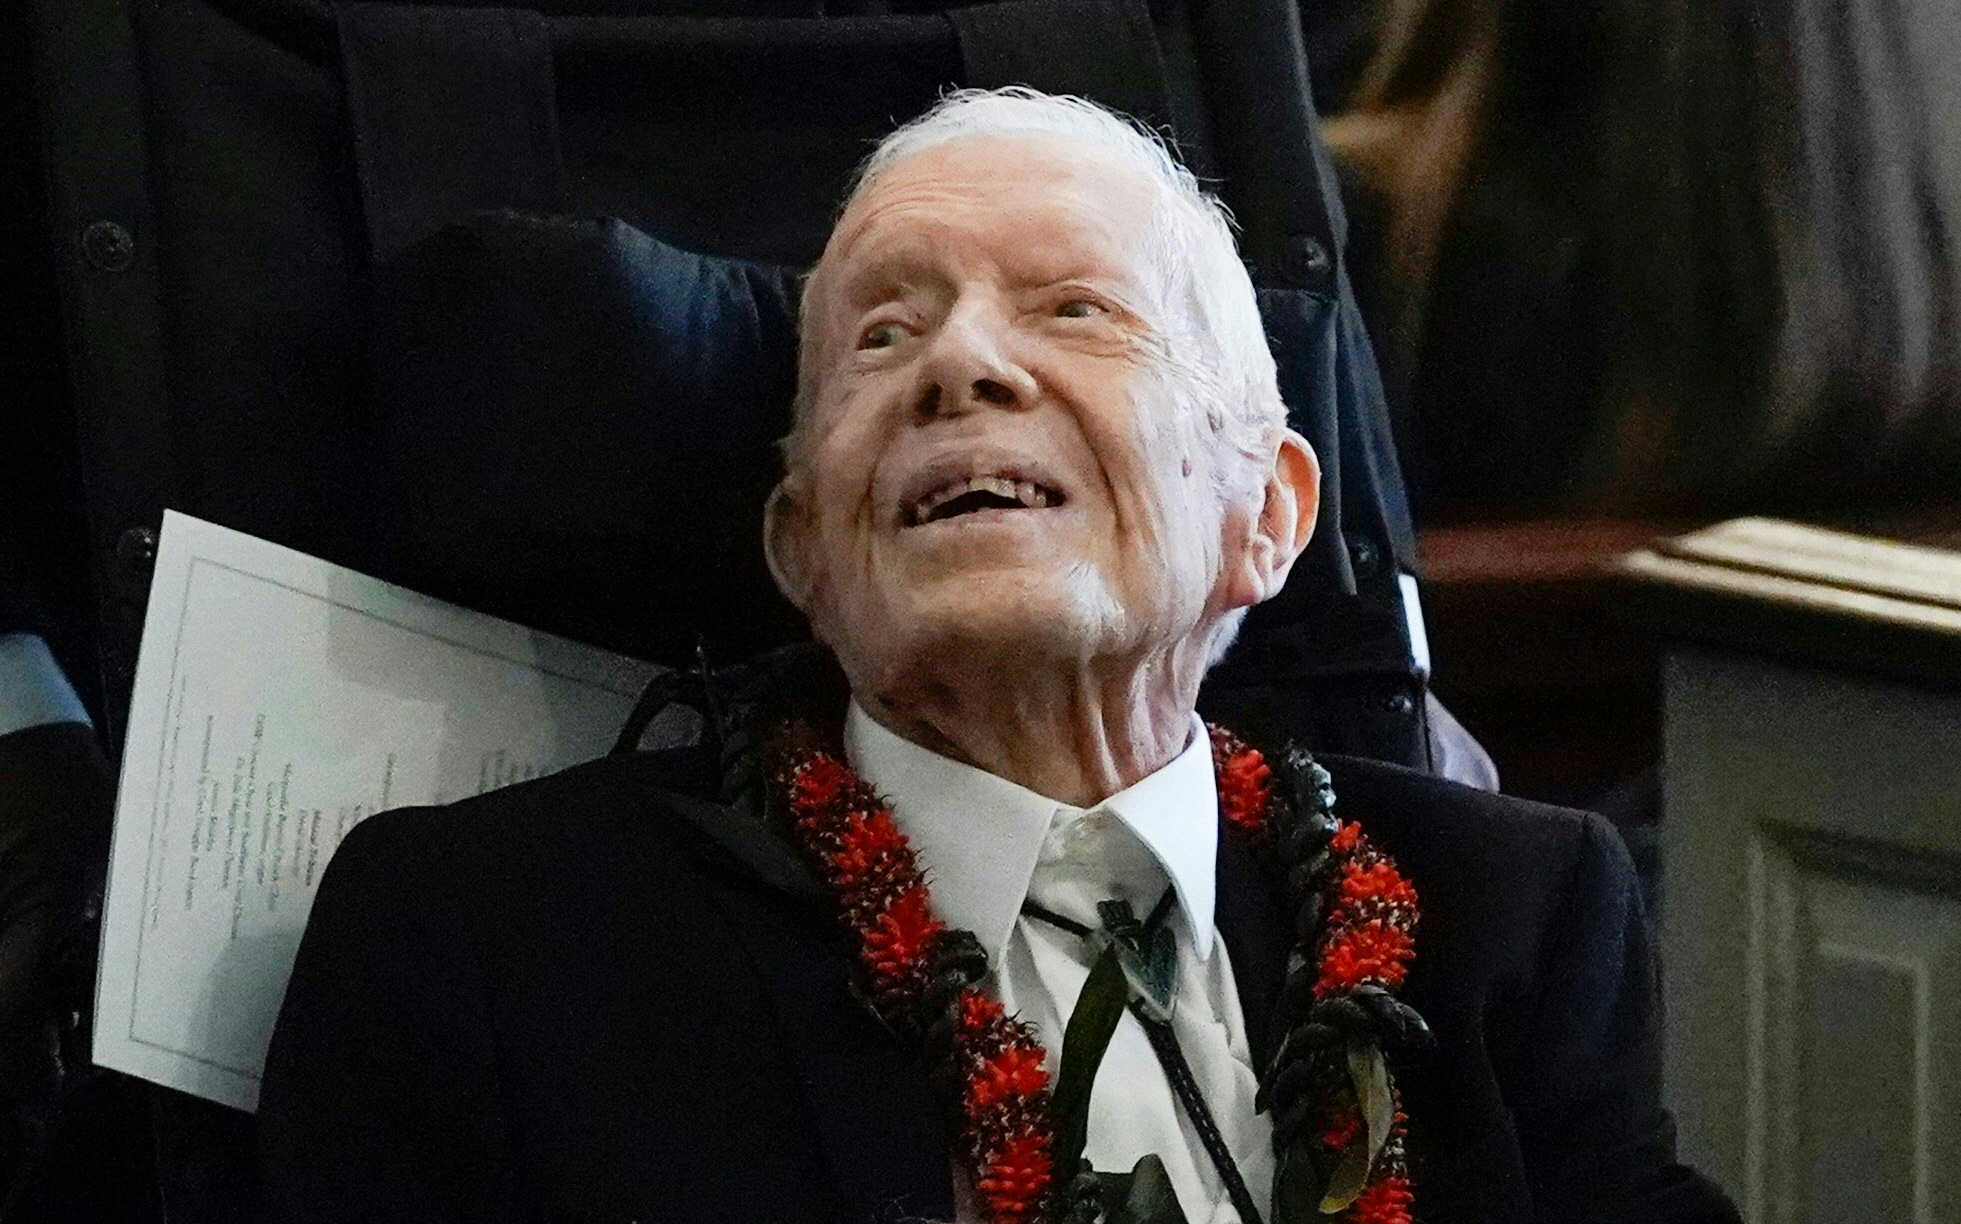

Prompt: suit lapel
[
  {"left": 1213, "top": 817, "right": 1293, "bottom": 1073},
  {"left": 687, "top": 815, "right": 957, "bottom": 1223}
]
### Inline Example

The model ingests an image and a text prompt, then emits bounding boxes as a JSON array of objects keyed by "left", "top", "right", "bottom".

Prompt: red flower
[
  {"left": 967, "top": 1045, "right": 1049, "bottom": 1111},
  {"left": 975, "top": 1133, "right": 1054, "bottom": 1224},
  {"left": 1215, "top": 742, "right": 1273, "bottom": 834},
  {"left": 1329, "top": 822, "right": 1362, "bottom": 855},
  {"left": 862, "top": 886, "right": 944, "bottom": 984},
  {"left": 793, "top": 756, "right": 851, "bottom": 812},
  {"left": 1341, "top": 860, "right": 1418, "bottom": 911},
  {"left": 958, "top": 989, "right": 1005, "bottom": 1035},
  {"left": 1317, "top": 922, "right": 1416, "bottom": 995},
  {"left": 1321, "top": 1108, "right": 1364, "bottom": 1152},
  {"left": 827, "top": 810, "right": 908, "bottom": 888},
  {"left": 1348, "top": 1175, "right": 1414, "bottom": 1224}
]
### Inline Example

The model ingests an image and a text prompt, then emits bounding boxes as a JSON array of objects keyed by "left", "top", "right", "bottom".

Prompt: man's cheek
[
  {"left": 1119, "top": 465, "right": 1195, "bottom": 545},
  {"left": 822, "top": 511, "right": 876, "bottom": 593}
]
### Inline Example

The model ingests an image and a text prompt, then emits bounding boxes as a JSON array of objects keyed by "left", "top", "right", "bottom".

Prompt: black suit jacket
[{"left": 258, "top": 737, "right": 1735, "bottom": 1224}]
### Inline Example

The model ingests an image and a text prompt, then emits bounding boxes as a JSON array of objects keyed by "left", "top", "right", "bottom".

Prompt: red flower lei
[
  {"left": 1210, "top": 728, "right": 1419, "bottom": 1224},
  {"left": 770, "top": 726, "right": 1420, "bottom": 1224}
]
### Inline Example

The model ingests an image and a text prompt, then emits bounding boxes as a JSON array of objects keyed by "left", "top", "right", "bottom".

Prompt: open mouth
[{"left": 905, "top": 474, "right": 1067, "bottom": 526}]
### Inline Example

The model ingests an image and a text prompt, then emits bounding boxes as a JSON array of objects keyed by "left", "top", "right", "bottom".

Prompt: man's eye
[
  {"left": 859, "top": 322, "right": 908, "bottom": 350},
  {"left": 1055, "top": 299, "right": 1103, "bottom": 319}
]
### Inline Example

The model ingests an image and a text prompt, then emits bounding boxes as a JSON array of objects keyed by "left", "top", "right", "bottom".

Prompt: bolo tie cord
[{"left": 1020, "top": 892, "right": 1266, "bottom": 1224}]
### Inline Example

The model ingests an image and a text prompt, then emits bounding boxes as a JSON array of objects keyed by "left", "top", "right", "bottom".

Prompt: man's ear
[
  {"left": 763, "top": 477, "right": 818, "bottom": 614},
  {"left": 1229, "top": 428, "right": 1320, "bottom": 608}
]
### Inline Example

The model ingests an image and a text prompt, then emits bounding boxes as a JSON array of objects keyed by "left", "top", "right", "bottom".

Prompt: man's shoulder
[
  {"left": 335, "top": 747, "right": 677, "bottom": 851},
  {"left": 316, "top": 748, "right": 733, "bottom": 908},
  {"left": 1313, "top": 752, "right": 1637, "bottom": 951},
  {"left": 319, "top": 745, "right": 821, "bottom": 920},
  {"left": 1317, "top": 752, "right": 1603, "bottom": 851}
]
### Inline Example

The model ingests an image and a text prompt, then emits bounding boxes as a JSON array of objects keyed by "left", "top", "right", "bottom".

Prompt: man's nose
[{"left": 914, "top": 308, "right": 1039, "bottom": 421}]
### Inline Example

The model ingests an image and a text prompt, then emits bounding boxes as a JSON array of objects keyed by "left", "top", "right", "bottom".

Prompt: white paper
[{"left": 94, "top": 511, "right": 662, "bottom": 1112}]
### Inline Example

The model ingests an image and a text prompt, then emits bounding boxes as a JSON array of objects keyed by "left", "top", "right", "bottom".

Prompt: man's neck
[{"left": 849, "top": 655, "right": 1202, "bottom": 808}]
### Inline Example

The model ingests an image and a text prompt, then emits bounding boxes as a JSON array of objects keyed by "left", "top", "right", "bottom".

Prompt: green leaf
[
  {"left": 1101, "top": 1155, "right": 1190, "bottom": 1224},
  {"left": 1317, "top": 1139, "right": 1370, "bottom": 1215},
  {"left": 1053, "top": 945, "right": 1130, "bottom": 1177},
  {"left": 1273, "top": 1140, "right": 1327, "bottom": 1224},
  {"left": 1345, "top": 1040, "right": 1393, "bottom": 1167},
  {"left": 1098, "top": 1171, "right": 1135, "bottom": 1218}
]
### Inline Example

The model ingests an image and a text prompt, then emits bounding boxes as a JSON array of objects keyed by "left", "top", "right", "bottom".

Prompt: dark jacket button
[
  {"left": 1280, "top": 235, "right": 1331, "bottom": 286},
  {"left": 82, "top": 220, "right": 135, "bottom": 273},
  {"left": 115, "top": 524, "right": 158, "bottom": 569},
  {"left": 114, "top": 524, "right": 159, "bottom": 598},
  {"left": 1347, "top": 533, "right": 1382, "bottom": 577}
]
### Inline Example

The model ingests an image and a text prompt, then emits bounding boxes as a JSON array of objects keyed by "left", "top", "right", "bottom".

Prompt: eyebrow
[
  {"left": 819, "top": 199, "right": 1153, "bottom": 330},
  {"left": 836, "top": 252, "right": 1142, "bottom": 306},
  {"left": 831, "top": 257, "right": 936, "bottom": 311}
]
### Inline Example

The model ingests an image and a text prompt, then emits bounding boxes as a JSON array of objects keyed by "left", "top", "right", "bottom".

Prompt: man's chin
[
  {"left": 921, "top": 567, "right": 1119, "bottom": 637},
  {"left": 832, "top": 578, "right": 1124, "bottom": 683}
]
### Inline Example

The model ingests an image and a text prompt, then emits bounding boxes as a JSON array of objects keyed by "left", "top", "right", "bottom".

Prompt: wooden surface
[
  {"left": 1621, "top": 517, "right": 1961, "bottom": 689},
  {"left": 1660, "top": 646, "right": 1961, "bottom": 1224},
  {"left": 1619, "top": 518, "right": 1961, "bottom": 1221},
  {"left": 1418, "top": 510, "right": 1961, "bottom": 802},
  {"left": 1416, "top": 516, "right": 1691, "bottom": 802},
  {"left": 1417, "top": 512, "right": 1961, "bottom": 1217}
]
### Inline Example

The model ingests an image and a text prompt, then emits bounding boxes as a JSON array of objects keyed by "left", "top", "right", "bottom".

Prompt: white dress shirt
[{"left": 845, "top": 704, "right": 1275, "bottom": 1224}]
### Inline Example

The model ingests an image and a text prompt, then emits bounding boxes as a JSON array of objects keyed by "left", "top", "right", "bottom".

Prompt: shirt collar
[
  {"left": 843, "top": 703, "right": 1219, "bottom": 962},
  {"left": 1096, "top": 713, "right": 1219, "bottom": 959}
]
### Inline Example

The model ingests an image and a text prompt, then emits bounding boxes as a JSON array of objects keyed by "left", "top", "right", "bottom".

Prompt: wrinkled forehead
[{"left": 808, "top": 134, "right": 1164, "bottom": 314}]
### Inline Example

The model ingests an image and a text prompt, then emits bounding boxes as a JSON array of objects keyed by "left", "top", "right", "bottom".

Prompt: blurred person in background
[{"left": 1322, "top": 0, "right": 1961, "bottom": 517}]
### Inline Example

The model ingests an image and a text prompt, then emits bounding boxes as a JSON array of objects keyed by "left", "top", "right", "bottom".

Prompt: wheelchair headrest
[{"left": 367, "top": 210, "right": 807, "bottom": 667}]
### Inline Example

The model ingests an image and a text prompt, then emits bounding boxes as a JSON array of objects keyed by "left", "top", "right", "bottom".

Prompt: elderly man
[{"left": 259, "top": 90, "right": 1733, "bottom": 1224}]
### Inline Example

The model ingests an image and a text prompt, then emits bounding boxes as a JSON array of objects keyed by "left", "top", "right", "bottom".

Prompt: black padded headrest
[{"left": 366, "top": 210, "right": 808, "bottom": 667}]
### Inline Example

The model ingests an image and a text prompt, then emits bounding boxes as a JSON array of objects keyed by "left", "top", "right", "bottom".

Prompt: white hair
[{"left": 798, "top": 87, "right": 1290, "bottom": 663}]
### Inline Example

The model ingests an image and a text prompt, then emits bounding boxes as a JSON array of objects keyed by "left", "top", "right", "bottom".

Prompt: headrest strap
[
  {"left": 943, "top": 0, "right": 1203, "bottom": 174},
  {"left": 337, "top": 4, "right": 563, "bottom": 263}
]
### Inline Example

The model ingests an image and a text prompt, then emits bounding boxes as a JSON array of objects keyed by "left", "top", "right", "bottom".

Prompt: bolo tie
[{"left": 1020, "top": 889, "right": 1266, "bottom": 1224}]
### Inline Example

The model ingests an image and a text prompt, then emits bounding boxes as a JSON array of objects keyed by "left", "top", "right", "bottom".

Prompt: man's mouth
[{"left": 905, "top": 474, "right": 1067, "bottom": 526}]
